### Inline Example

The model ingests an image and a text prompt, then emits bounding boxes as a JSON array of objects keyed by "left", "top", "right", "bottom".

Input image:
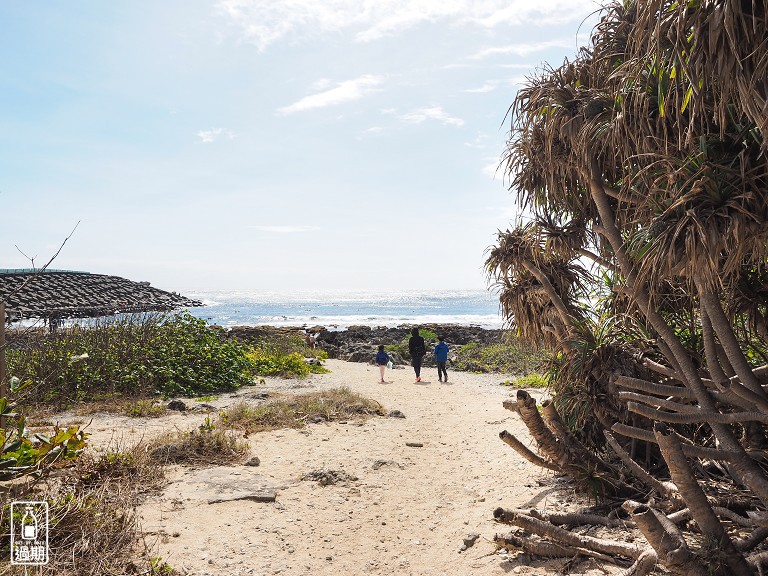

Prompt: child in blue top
[
  {"left": 434, "top": 336, "right": 449, "bottom": 382},
  {"left": 375, "top": 345, "right": 391, "bottom": 383}
]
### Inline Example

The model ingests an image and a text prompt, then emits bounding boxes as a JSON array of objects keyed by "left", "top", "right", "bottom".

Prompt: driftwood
[{"left": 493, "top": 508, "right": 642, "bottom": 559}]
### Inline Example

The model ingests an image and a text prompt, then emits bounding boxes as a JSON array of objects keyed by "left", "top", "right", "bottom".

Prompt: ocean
[{"left": 182, "top": 289, "right": 503, "bottom": 329}]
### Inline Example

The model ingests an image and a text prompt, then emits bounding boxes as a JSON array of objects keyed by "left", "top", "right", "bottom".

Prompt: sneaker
[
  {"left": 438, "top": 378, "right": 442, "bottom": 382},
  {"left": 416, "top": 377, "right": 421, "bottom": 382}
]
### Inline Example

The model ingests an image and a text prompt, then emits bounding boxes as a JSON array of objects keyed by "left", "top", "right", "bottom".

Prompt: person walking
[
  {"left": 434, "top": 335, "right": 449, "bottom": 382},
  {"left": 408, "top": 327, "right": 426, "bottom": 382},
  {"left": 375, "top": 345, "right": 391, "bottom": 383}
]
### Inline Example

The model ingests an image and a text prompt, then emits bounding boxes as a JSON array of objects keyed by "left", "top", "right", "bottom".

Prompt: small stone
[
  {"left": 245, "top": 457, "right": 261, "bottom": 467},
  {"left": 167, "top": 399, "right": 186, "bottom": 411},
  {"left": 463, "top": 533, "right": 480, "bottom": 548},
  {"left": 405, "top": 442, "right": 423, "bottom": 448},
  {"left": 388, "top": 410, "right": 406, "bottom": 418}
]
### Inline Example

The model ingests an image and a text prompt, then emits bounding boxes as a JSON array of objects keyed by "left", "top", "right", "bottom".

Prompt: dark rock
[
  {"left": 194, "top": 403, "right": 217, "bottom": 411},
  {"left": 459, "top": 533, "right": 481, "bottom": 552},
  {"left": 245, "top": 457, "right": 261, "bottom": 467},
  {"left": 388, "top": 410, "right": 406, "bottom": 418},
  {"left": 167, "top": 399, "right": 186, "bottom": 411}
]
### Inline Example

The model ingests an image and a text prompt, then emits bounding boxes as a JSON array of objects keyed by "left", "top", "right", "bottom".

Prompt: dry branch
[
  {"left": 615, "top": 375, "right": 696, "bottom": 400},
  {"left": 628, "top": 504, "right": 707, "bottom": 576},
  {"left": 604, "top": 431, "right": 675, "bottom": 497},
  {"left": 654, "top": 423, "right": 752, "bottom": 576},
  {"left": 493, "top": 508, "right": 642, "bottom": 559},
  {"left": 628, "top": 401, "right": 768, "bottom": 425},
  {"left": 498, "top": 430, "right": 560, "bottom": 472}
]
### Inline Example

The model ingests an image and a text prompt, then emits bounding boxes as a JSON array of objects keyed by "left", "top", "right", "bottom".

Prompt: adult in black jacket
[{"left": 408, "top": 327, "right": 426, "bottom": 382}]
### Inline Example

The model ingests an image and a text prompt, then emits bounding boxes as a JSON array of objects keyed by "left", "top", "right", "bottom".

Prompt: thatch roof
[{"left": 0, "top": 270, "right": 202, "bottom": 322}]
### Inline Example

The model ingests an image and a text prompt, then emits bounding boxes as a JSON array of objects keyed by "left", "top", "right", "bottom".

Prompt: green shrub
[
  {"left": 7, "top": 312, "right": 254, "bottom": 407},
  {"left": 246, "top": 339, "right": 329, "bottom": 377},
  {"left": 0, "top": 398, "right": 88, "bottom": 481},
  {"left": 452, "top": 341, "right": 544, "bottom": 374}
]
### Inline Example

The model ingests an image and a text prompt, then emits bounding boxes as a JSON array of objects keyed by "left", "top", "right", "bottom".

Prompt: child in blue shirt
[
  {"left": 375, "top": 345, "right": 391, "bottom": 383},
  {"left": 434, "top": 336, "right": 449, "bottom": 382}
]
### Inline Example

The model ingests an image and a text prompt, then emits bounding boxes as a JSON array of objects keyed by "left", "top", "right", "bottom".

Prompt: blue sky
[{"left": 0, "top": 1, "right": 600, "bottom": 292}]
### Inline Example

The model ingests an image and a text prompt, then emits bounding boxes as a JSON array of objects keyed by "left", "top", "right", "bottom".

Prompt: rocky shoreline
[{"left": 226, "top": 324, "right": 505, "bottom": 367}]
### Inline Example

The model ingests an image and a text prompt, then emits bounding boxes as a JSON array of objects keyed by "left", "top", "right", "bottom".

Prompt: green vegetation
[
  {"left": 124, "top": 398, "right": 166, "bottom": 418},
  {"left": 452, "top": 341, "right": 544, "bottom": 374},
  {"left": 7, "top": 313, "right": 254, "bottom": 407},
  {"left": 6, "top": 313, "right": 330, "bottom": 411},
  {"left": 0, "top": 439, "right": 172, "bottom": 576},
  {"left": 0, "top": 397, "right": 88, "bottom": 481},
  {"left": 247, "top": 333, "right": 329, "bottom": 377},
  {"left": 501, "top": 372, "right": 549, "bottom": 388},
  {"left": 219, "top": 387, "right": 384, "bottom": 433}
]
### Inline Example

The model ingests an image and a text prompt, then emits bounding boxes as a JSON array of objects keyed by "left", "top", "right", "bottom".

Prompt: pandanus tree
[{"left": 489, "top": 1, "right": 768, "bottom": 574}]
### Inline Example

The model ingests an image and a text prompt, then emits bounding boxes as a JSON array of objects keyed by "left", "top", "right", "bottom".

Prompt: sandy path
[{"left": 79, "top": 360, "right": 619, "bottom": 576}]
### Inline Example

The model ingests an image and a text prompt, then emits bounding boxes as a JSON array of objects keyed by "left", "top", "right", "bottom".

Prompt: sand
[{"left": 69, "top": 359, "right": 627, "bottom": 576}]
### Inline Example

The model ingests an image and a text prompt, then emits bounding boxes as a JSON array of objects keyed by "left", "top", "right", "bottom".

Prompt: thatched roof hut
[{"left": 0, "top": 269, "right": 201, "bottom": 323}]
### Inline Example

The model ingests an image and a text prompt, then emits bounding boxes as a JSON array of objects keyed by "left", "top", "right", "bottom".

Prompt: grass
[
  {"left": 0, "top": 440, "right": 174, "bottom": 576},
  {"left": 219, "top": 387, "right": 385, "bottom": 434},
  {"left": 501, "top": 372, "right": 549, "bottom": 388},
  {"left": 147, "top": 427, "right": 249, "bottom": 466},
  {"left": 124, "top": 399, "right": 167, "bottom": 417},
  {"left": 452, "top": 341, "right": 545, "bottom": 374}
]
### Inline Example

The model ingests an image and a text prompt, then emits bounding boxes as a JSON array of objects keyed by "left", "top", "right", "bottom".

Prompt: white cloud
[
  {"left": 277, "top": 75, "right": 385, "bottom": 115},
  {"left": 216, "top": 0, "right": 599, "bottom": 50},
  {"left": 483, "top": 159, "right": 503, "bottom": 179},
  {"left": 397, "top": 106, "right": 464, "bottom": 127},
  {"left": 464, "top": 132, "right": 489, "bottom": 149},
  {"left": 465, "top": 82, "right": 498, "bottom": 93},
  {"left": 197, "top": 128, "right": 236, "bottom": 143},
  {"left": 251, "top": 225, "right": 320, "bottom": 233},
  {"left": 469, "top": 39, "right": 572, "bottom": 60}
]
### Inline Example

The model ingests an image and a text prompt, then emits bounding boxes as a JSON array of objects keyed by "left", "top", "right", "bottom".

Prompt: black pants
[
  {"left": 412, "top": 355, "right": 423, "bottom": 377},
  {"left": 437, "top": 361, "right": 447, "bottom": 380}
]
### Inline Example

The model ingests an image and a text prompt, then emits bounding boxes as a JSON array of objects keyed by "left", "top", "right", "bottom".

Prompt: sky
[{"left": 0, "top": 0, "right": 601, "bottom": 293}]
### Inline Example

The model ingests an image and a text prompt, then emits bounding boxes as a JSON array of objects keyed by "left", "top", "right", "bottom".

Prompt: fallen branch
[
  {"left": 620, "top": 548, "right": 658, "bottom": 576},
  {"left": 494, "top": 532, "right": 612, "bottom": 561},
  {"left": 498, "top": 430, "right": 560, "bottom": 472},
  {"left": 493, "top": 509, "right": 642, "bottom": 559}
]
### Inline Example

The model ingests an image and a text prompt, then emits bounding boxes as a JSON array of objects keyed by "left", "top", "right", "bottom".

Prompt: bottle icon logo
[
  {"left": 21, "top": 505, "right": 38, "bottom": 540},
  {"left": 10, "top": 501, "right": 49, "bottom": 565}
]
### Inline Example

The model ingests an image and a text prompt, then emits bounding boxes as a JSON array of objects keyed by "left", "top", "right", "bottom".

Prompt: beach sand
[{"left": 70, "top": 360, "right": 629, "bottom": 576}]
